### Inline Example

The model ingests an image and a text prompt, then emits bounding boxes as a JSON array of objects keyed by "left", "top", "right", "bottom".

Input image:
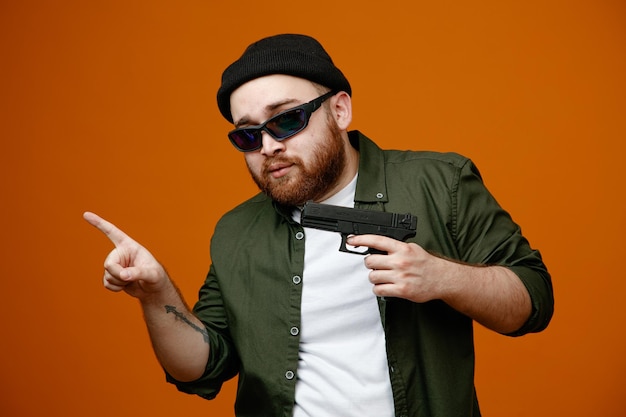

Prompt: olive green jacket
[{"left": 168, "top": 131, "right": 553, "bottom": 417}]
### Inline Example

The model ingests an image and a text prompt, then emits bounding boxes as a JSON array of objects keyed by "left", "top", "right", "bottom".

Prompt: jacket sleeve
[
  {"left": 164, "top": 264, "right": 240, "bottom": 399},
  {"left": 452, "top": 159, "right": 554, "bottom": 336}
]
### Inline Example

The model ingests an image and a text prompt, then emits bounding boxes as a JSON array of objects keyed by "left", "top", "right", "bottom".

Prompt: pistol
[{"left": 300, "top": 201, "right": 417, "bottom": 255}]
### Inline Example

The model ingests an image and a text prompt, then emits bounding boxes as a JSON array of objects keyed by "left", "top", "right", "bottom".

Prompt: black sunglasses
[{"left": 228, "top": 90, "right": 336, "bottom": 152}]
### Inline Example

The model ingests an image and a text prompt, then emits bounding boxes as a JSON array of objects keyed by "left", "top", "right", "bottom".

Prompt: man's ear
[{"left": 331, "top": 91, "right": 352, "bottom": 130}]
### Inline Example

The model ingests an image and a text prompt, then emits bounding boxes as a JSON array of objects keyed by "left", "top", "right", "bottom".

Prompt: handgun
[{"left": 300, "top": 201, "right": 417, "bottom": 254}]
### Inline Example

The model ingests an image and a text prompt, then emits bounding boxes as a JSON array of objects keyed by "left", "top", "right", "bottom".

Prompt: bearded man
[{"left": 85, "top": 34, "right": 554, "bottom": 417}]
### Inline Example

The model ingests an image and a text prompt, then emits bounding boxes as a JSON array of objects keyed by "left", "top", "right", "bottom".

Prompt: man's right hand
[
  {"left": 83, "top": 212, "right": 170, "bottom": 300},
  {"left": 84, "top": 212, "right": 211, "bottom": 381}
]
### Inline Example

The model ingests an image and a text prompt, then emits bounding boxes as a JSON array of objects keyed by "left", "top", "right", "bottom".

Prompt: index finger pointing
[{"left": 83, "top": 211, "right": 131, "bottom": 246}]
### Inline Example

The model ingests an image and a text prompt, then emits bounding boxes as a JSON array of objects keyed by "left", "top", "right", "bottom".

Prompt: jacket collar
[{"left": 350, "top": 130, "right": 389, "bottom": 205}]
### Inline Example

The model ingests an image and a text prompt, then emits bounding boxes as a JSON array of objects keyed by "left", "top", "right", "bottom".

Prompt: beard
[{"left": 246, "top": 116, "right": 347, "bottom": 207}]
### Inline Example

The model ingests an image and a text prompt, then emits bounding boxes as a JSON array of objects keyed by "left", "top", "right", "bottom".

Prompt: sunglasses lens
[
  {"left": 266, "top": 109, "right": 306, "bottom": 139},
  {"left": 229, "top": 129, "right": 261, "bottom": 151},
  {"left": 227, "top": 104, "right": 313, "bottom": 152}
]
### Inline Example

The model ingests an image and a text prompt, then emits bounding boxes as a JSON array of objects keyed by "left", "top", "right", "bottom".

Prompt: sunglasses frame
[{"left": 228, "top": 90, "right": 337, "bottom": 152}]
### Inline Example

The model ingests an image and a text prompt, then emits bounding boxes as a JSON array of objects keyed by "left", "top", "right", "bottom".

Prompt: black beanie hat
[{"left": 217, "top": 34, "right": 352, "bottom": 123}]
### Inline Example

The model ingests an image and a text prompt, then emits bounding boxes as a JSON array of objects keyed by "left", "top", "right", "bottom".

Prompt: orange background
[{"left": 1, "top": 1, "right": 625, "bottom": 416}]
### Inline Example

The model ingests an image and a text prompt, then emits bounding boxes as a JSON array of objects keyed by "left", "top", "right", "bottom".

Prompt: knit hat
[{"left": 217, "top": 34, "right": 352, "bottom": 123}]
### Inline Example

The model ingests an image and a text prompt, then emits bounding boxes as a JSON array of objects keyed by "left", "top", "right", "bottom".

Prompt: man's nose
[{"left": 259, "top": 131, "right": 286, "bottom": 156}]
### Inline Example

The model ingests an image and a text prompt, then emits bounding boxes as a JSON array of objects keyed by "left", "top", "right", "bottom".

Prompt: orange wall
[{"left": 1, "top": 1, "right": 625, "bottom": 416}]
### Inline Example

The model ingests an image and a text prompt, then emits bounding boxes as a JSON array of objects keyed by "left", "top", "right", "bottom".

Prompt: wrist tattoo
[{"left": 164, "top": 305, "right": 209, "bottom": 343}]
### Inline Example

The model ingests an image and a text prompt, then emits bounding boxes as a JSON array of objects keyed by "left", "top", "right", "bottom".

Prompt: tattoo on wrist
[{"left": 164, "top": 305, "right": 209, "bottom": 343}]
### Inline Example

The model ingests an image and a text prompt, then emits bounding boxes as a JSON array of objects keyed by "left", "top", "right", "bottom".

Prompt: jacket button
[{"left": 285, "top": 370, "right": 295, "bottom": 380}]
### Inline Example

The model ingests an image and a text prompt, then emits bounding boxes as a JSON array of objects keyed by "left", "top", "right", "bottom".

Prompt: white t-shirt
[{"left": 292, "top": 176, "right": 395, "bottom": 417}]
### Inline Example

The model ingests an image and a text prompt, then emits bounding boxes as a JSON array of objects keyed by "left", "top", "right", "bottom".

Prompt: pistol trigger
[{"left": 339, "top": 233, "right": 350, "bottom": 253}]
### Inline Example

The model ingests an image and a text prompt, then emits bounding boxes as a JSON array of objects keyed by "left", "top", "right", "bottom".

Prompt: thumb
[
  {"left": 119, "top": 267, "right": 136, "bottom": 281},
  {"left": 119, "top": 265, "right": 162, "bottom": 285}
]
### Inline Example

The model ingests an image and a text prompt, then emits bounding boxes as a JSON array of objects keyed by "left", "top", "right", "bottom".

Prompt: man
[{"left": 84, "top": 34, "right": 553, "bottom": 417}]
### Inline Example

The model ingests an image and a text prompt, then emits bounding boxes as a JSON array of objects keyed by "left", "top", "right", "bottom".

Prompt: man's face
[{"left": 229, "top": 75, "right": 348, "bottom": 206}]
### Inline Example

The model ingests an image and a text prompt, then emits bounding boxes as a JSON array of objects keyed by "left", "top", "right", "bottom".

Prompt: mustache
[{"left": 262, "top": 156, "right": 299, "bottom": 173}]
